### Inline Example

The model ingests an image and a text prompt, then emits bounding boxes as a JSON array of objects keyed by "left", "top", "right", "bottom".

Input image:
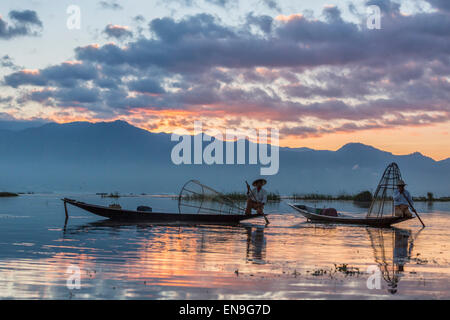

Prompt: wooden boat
[
  {"left": 288, "top": 163, "right": 420, "bottom": 227},
  {"left": 288, "top": 204, "right": 412, "bottom": 227},
  {"left": 62, "top": 198, "right": 263, "bottom": 223}
]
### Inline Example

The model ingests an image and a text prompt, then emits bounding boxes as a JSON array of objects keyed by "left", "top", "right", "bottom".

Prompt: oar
[
  {"left": 402, "top": 192, "right": 425, "bottom": 228},
  {"left": 246, "top": 181, "right": 270, "bottom": 225}
]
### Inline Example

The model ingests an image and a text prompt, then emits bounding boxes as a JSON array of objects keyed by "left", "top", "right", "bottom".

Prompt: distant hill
[
  {"left": 0, "top": 119, "right": 50, "bottom": 131},
  {"left": 0, "top": 120, "right": 448, "bottom": 196}
]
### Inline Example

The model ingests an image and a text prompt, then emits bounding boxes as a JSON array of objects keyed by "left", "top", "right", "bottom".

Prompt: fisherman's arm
[
  {"left": 262, "top": 191, "right": 267, "bottom": 205},
  {"left": 393, "top": 190, "right": 402, "bottom": 203},
  {"left": 406, "top": 190, "right": 414, "bottom": 206}
]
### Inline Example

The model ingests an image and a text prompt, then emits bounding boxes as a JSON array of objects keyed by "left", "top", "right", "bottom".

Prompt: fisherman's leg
[
  {"left": 256, "top": 204, "right": 264, "bottom": 215},
  {"left": 394, "top": 206, "right": 403, "bottom": 217},
  {"left": 403, "top": 207, "right": 413, "bottom": 218},
  {"left": 398, "top": 205, "right": 412, "bottom": 218},
  {"left": 245, "top": 199, "right": 254, "bottom": 215}
]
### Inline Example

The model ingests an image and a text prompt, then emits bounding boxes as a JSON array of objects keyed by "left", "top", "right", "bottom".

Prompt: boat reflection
[
  {"left": 367, "top": 227, "right": 423, "bottom": 294},
  {"left": 64, "top": 219, "right": 267, "bottom": 265}
]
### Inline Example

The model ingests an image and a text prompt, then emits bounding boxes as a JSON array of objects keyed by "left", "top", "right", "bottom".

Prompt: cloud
[
  {"left": 0, "top": 55, "right": 19, "bottom": 69},
  {"left": 4, "top": 1, "right": 450, "bottom": 140},
  {"left": 127, "top": 78, "right": 165, "bottom": 94},
  {"left": 366, "top": 0, "right": 400, "bottom": 15},
  {"left": 425, "top": 0, "right": 450, "bottom": 12},
  {"left": 0, "top": 95, "right": 13, "bottom": 103},
  {"left": 98, "top": 1, "right": 123, "bottom": 10},
  {"left": 4, "top": 62, "right": 98, "bottom": 88},
  {"left": 133, "top": 15, "right": 145, "bottom": 23},
  {"left": 9, "top": 10, "right": 43, "bottom": 27},
  {"left": 262, "top": 0, "right": 281, "bottom": 12},
  {"left": 246, "top": 12, "right": 273, "bottom": 33},
  {"left": 205, "top": 0, "right": 230, "bottom": 7},
  {"left": 0, "top": 10, "right": 43, "bottom": 39},
  {"left": 103, "top": 24, "right": 133, "bottom": 39}
]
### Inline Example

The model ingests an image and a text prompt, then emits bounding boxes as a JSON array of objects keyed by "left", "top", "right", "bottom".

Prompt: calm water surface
[{"left": 0, "top": 194, "right": 449, "bottom": 299}]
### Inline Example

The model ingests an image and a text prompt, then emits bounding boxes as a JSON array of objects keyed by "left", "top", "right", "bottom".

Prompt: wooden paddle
[
  {"left": 401, "top": 191, "right": 425, "bottom": 228},
  {"left": 246, "top": 181, "right": 270, "bottom": 224}
]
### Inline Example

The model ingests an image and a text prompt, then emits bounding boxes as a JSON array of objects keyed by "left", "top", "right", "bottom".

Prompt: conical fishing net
[
  {"left": 367, "top": 228, "right": 396, "bottom": 286},
  {"left": 367, "top": 163, "right": 402, "bottom": 218},
  {"left": 178, "top": 180, "right": 245, "bottom": 215}
]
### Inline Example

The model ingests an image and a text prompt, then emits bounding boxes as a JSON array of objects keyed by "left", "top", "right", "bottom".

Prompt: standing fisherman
[
  {"left": 393, "top": 180, "right": 413, "bottom": 218},
  {"left": 245, "top": 178, "right": 268, "bottom": 215}
]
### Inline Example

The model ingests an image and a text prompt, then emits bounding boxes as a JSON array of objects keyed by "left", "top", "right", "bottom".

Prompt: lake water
[{"left": 0, "top": 194, "right": 449, "bottom": 299}]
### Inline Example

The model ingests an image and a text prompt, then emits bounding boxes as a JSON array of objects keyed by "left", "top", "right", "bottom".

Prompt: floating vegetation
[
  {"left": 306, "top": 264, "right": 362, "bottom": 278},
  {"left": 100, "top": 192, "right": 120, "bottom": 198},
  {"left": 413, "top": 195, "right": 450, "bottom": 202},
  {"left": 334, "top": 264, "right": 362, "bottom": 276},
  {"left": 0, "top": 192, "right": 19, "bottom": 197},
  {"left": 411, "top": 254, "right": 429, "bottom": 265},
  {"left": 289, "top": 193, "right": 362, "bottom": 201},
  {"left": 311, "top": 269, "right": 327, "bottom": 276}
]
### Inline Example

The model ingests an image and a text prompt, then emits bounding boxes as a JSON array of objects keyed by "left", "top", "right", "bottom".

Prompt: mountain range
[{"left": 0, "top": 120, "right": 449, "bottom": 196}]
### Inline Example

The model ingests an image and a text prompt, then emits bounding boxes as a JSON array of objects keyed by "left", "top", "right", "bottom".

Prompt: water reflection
[
  {"left": 2, "top": 193, "right": 449, "bottom": 299},
  {"left": 245, "top": 226, "right": 266, "bottom": 264},
  {"left": 367, "top": 227, "right": 423, "bottom": 294},
  {"left": 66, "top": 220, "right": 268, "bottom": 266}
]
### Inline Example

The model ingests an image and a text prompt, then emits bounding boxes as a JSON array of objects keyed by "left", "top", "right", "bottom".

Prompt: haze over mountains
[{"left": 0, "top": 120, "right": 449, "bottom": 196}]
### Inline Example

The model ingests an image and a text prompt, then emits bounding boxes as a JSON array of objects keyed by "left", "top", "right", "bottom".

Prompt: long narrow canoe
[
  {"left": 288, "top": 203, "right": 412, "bottom": 227},
  {"left": 63, "top": 198, "right": 263, "bottom": 223}
]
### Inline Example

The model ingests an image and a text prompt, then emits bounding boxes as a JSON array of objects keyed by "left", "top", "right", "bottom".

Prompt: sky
[{"left": 0, "top": 0, "right": 449, "bottom": 160}]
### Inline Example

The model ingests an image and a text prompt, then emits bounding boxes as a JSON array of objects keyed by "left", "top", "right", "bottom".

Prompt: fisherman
[
  {"left": 245, "top": 178, "right": 267, "bottom": 215},
  {"left": 393, "top": 180, "right": 413, "bottom": 218}
]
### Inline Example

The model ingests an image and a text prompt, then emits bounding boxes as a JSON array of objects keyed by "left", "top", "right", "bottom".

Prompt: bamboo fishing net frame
[
  {"left": 178, "top": 180, "right": 246, "bottom": 215},
  {"left": 367, "top": 163, "right": 402, "bottom": 219},
  {"left": 367, "top": 228, "right": 396, "bottom": 285}
]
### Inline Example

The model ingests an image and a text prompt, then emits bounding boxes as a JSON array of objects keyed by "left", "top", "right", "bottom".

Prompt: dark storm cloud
[{"left": 0, "top": 10, "right": 43, "bottom": 39}]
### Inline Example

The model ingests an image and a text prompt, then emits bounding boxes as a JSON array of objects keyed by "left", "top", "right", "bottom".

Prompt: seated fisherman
[
  {"left": 245, "top": 178, "right": 267, "bottom": 215},
  {"left": 393, "top": 180, "right": 413, "bottom": 218}
]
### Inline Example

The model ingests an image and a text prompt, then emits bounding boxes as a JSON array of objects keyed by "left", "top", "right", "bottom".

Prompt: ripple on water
[{"left": 0, "top": 195, "right": 449, "bottom": 299}]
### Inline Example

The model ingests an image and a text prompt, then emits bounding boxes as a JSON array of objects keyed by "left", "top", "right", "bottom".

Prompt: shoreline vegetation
[
  {"left": 1, "top": 190, "right": 447, "bottom": 202},
  {"left": 0, "top": 192, "right": 19, "bottom": 197},
  {"left": 178, "top": 192, "right": 282, "bottom": 202},
  {"left": 287, "top": 191, "right": 373, "bottom": 202},
  {"left": 94, "top": 191, "right": 450, "bottom": 202},
  {"left": 287, "top": 191, "right": 450, "bottom": 202}
]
